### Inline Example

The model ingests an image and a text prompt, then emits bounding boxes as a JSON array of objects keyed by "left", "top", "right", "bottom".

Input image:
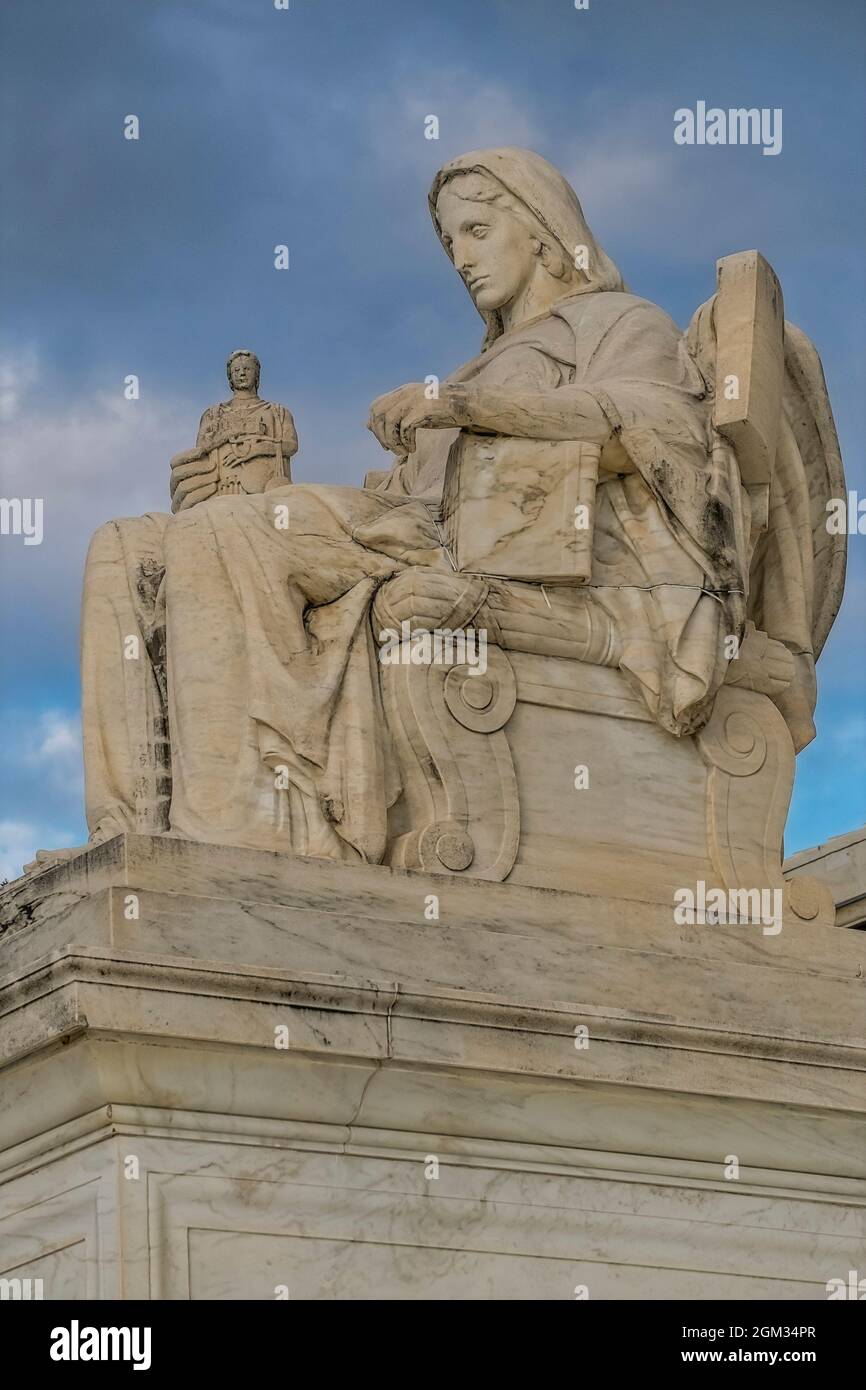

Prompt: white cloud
[
  {"left": 554, "top": 103, "right": 812, "bottom": 266},
  {"left": 565, "top": 142, "right": 679, "bottom": 227},
  {"left": 19, "top": 710, "right": 85, "bottom": 804},
  {"left": 368, "top": 73, "right": 543, "bottom": 174},
  {"left": 31, "top": 710, "right": 81, "bottom": 762},
  {"left": 0, "top": 345, "right": 39, "bottom": 421},
  {"left": 0, "top": 709, "right": 85, "bottom": 868},
  {"left": 0, "top": 819, "right": 77, "bottom": 883},
  {"left": 556, "top": 106, "right": 708, "bottom": 263},
  {"left": 361, "top": 89, "right": 695, "bottom": 268},
  {"left": 0, "top": 381, "right": 198, "bottom": 644}
]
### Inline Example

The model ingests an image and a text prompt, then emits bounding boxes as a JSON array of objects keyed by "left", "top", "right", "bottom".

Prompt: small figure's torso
[{"left": 197, "top": 397, "right": 297, "bottom": 495}]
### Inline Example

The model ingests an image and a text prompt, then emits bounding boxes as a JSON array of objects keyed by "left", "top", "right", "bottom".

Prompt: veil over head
[{"left": 429, "top": 147, "right": 625, "bottom": 347}]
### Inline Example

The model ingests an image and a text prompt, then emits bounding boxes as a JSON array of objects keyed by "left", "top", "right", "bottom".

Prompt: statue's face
[
  {"left": 228, "top": 355, "right": 257, "bottom": 391},
  {"left": 436, "top": 186, "right": 537, "bottom": 315}
]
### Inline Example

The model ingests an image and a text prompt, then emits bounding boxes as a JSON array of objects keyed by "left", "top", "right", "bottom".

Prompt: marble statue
[
  {"left": 5, "top": 151, "right": 857, "bottom": 1308},
  {"left": 27, "top": 149, "right": 845, "bottom": 908},
  {"left": 170, "top": 349, "right": 297, "bottom": 508}
]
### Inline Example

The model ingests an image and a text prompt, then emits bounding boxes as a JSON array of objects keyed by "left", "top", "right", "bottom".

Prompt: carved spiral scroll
[
  {"left": 697, "top": 706, "right": 768, "bottom": 778},
  {"left": 443, "top": 647, "right": 517, "bottom": 733},
  {"left": 381, "top": 634, "right": 519, "bottom": 880},
  {"left": 696, "top": 687, "right": 791, "bottom": 896}
]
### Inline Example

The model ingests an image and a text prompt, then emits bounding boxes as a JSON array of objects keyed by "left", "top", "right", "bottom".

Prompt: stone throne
[{"left": 370, "top": 251, "right": 846, "bottom": 927}]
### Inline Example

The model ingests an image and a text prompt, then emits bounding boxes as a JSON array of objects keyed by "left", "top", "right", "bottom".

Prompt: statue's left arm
[
  {"left": 369, "top": 379, "right": 613, "bottom": 454},
  {"left": 443, "top": 382, "right": 613, "bottom": 447},
  {"left": 368, "top": 300, "right": 705, "bottom": 463},
  {"left": 275, "top": 405, "right": 299, "bottom": 459}
]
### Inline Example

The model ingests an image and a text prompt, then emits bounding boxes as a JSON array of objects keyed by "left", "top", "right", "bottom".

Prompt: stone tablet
[{"left": 441, "top": 434, "right": 600, "bottom": 584}]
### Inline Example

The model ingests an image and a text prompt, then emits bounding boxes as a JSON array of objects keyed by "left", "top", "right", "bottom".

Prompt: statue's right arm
[
  {"left": 170, "top": 409, "right": 219, "bottom": 513},
  {"left": 194, "top": 407, "right": 217, "bottom": 450},
  {"left": 169, "top": 448, "right": 220, "bottom": 513}
]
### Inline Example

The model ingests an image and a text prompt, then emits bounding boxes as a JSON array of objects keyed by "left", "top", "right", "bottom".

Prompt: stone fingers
[
  {"left": 368, "top": 384, "right": 421, "bottom": 452},
  {"left": 171, "top": 475, "right": 219, "bottom": 513},
  {"left": 170, "top": 457, "right": 219, "bottom": 512}
]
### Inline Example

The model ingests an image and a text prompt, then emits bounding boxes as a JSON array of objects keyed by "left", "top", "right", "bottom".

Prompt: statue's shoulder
[
  {"left": 259, "top": 399, "right": 298, "bottom": 449},
  {"left": 265, "top": 401, "right": 298, "bottom": 438},
  {"left": 555, "top": 290, "right": 679, "bottom": 336}
]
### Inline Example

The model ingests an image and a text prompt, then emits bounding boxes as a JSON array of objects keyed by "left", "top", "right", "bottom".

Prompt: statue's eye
[{"left": 470, "top": 224, "right": 488, "bottom": 239}]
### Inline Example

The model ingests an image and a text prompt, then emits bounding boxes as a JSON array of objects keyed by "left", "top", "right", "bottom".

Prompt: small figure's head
[{"left": 226, "top": 350, "right": 261, "bottom": 394}]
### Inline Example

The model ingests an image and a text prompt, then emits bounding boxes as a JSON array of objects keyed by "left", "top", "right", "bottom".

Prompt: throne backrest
[
  {"left": 687, "top": 249, "right": 787, "bottom": 540},
  {"left": 712, "top": 249, "right": 786, "bottom": 486}
]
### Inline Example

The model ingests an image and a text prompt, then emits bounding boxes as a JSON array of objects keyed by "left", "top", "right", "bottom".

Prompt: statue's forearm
[
  {"left": 446, "top": 384, "right": 613, "bottom": 447},
  {"left": 197, "top": 433, "right": 292, "bottom": 454}
]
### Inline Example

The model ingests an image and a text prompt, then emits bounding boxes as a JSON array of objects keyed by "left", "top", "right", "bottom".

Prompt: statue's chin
[{"left": 472, "top": 288, "right": 506, "bottom": 313}]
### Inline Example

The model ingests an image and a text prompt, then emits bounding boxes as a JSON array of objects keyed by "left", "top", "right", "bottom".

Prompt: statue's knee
[
  {"left": 86, "top": 518, "right": 137, "bottom": 566},
  {"left": 85, "top": 521, "right": 117, "bottom": 562},
  {"left": 164, "top": 506, "right": 206, "bottom": 562}
]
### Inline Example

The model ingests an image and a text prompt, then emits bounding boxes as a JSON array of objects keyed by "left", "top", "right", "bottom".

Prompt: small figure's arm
[
  {"left": 277, "top": 405, "right": 299, "bottom": 461},
  {"left": 169, "top": 408, "right": 220, "bottom": 512}
]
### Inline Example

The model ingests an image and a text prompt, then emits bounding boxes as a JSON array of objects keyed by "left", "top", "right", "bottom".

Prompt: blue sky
[{"left": 0, "top": 0, "right": 864, "bottom": 875}]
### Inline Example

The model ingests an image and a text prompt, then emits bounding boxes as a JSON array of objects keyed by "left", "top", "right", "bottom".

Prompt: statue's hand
[
  {"left": 724, "top": 621, "right": 795, "bottom": 697},
  {"left": 169, "top": 446, "right": 219, "bottom": 514},
  {"left": 368, "top": 383, "right": 458, "bottom": 455}
]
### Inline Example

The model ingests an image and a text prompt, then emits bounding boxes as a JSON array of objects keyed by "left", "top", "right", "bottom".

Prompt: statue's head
[
  {"left": 429, "top": 148, "right": 624, "bottom": 347},
  {"left": 434, "top": 170, "right": 576, "bottom": 318},
  {"left": 226, "top": 350, "right": 261, "bottom": 393}
]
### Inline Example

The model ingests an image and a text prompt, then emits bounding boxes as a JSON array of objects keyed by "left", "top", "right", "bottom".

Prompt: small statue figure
[{"left": 169, "top": 350, "right": 298, "bottom": 512}]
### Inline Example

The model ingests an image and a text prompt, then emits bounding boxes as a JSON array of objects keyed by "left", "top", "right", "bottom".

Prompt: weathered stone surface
[
  {"left": 442, "top": 436, "right": 600, "bottom": 582},
  {"left": 786, "top": 827, "right": 866, "bottom": 929},
  {"left": 0, "top": 836, "right": 863, "bottom": 1299}
]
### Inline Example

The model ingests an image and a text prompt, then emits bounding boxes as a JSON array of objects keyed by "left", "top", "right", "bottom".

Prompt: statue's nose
[{"left": 454, "top": 244, "right": 475, "bottom": 275}]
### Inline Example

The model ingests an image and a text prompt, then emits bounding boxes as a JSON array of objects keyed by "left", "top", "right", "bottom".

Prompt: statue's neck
[
  {"left": 230, "top": 390, "right": 260, "bottom": 403},
  {"left": 500, "top": 269, "right": 572, "bottom": 334}
]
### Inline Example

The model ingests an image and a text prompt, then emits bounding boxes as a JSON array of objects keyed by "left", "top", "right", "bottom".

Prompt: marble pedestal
[{"left": 0, "top": 834, "right": 863, "bottom": 1300}]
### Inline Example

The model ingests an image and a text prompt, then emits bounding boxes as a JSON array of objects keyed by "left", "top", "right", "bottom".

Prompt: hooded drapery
[
  {"left": 420, "top": 148, "right": 747, "bottom": 735},
  {"left": 429, "top": 146, "right": 625, "bottom": 346}
]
